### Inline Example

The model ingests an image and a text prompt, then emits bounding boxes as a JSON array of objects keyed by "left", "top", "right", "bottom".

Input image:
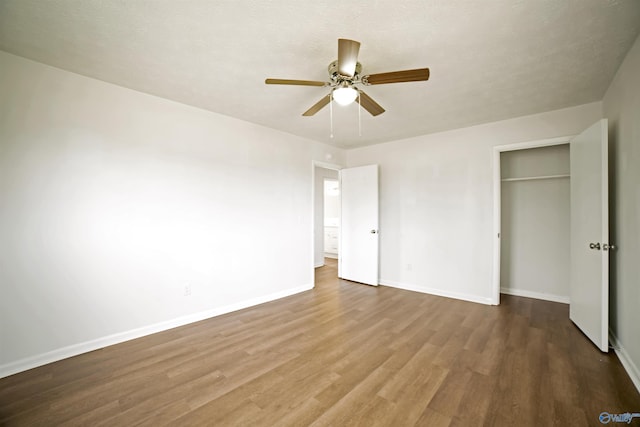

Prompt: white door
[
  {"left": 339, "top": 164, "right": 379, "bottom": 286},
  {"left": 570, "top": 119, "right": 609, "bottom": 353}
]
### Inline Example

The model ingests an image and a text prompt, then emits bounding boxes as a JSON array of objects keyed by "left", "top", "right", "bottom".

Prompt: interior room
[
  {"left": 1, "top": 1, "right": 640, "bottom": 425},
  {"left": 323, "top": 178, "right": 340, "bottom": 260}
]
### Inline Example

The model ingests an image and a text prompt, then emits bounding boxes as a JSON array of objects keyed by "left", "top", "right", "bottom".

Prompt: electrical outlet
[
  {"left": 406, "top": 263, "right": 413, "bottom": 271},
  {"left": 184, "top": 284, "right": 191, "bottom": 297}
]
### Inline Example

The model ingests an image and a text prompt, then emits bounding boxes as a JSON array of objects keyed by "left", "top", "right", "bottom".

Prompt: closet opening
[{"left": 498, "top": 143, "right": 570, "bottom": 304}]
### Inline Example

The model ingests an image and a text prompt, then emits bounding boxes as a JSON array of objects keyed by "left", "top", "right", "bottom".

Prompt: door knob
[
  {"left": 370, "top": 230, "right": 378, "bottom": 234},
  {"left": 603, "top": 243, "right": 616, "bottom": 251},
  {"left": 589, "top": 242, "right": 601, "bottom": 250}
]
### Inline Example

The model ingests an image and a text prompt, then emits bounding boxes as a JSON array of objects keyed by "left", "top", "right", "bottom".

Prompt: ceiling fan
[{"left": 265, "top": 38, "right": 430, "bottom": 117}]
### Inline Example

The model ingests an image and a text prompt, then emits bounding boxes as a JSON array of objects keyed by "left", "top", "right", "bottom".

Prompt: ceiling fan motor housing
[{"left": 328, "top": 60, "right": 362, "bottom": 84}]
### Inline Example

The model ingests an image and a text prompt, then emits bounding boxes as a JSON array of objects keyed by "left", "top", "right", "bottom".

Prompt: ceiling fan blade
[
  {"left": 356, "top": 91, "right": 385, "bottom": 116},
  {"left": 364, "top": 68, "right": 430, "bottom": 85},
  {"left": 265, "top": 78, "right": 327, "bottom": 86},
  {"left": 302, "top": 94, "right": 331, "bottom": 116},
  {"left": 337, "top": 38, "right": 361, "bottom": 77}
]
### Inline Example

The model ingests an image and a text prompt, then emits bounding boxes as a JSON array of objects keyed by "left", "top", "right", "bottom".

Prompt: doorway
[
  {"left": 323, "top": 178, "right": 340, "bottom": 260},
  {"left": 493, "top": 120, "right": 610, "bottom": 352},
  {"left": 313, "top": 165, "right": 340, "bottom": 271},
  {"left": 499, "top": 144, "right": 570, "bottom": 303},
  {"left": 312, "top": 162, "right": 380, "bottom": 288},
  {"left": 492, "top": 136, "right": 573, "bottom": 304}
]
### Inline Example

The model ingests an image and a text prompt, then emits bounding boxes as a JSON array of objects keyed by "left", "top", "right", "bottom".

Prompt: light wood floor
[{"left": 1, "top": 258, "right": 639, "bottom": 426}]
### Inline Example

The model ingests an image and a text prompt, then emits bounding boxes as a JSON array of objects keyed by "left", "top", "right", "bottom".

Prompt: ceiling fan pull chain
[
  {"left": 358, "top": 91, "right": 362, "bottom": 137},
  {"left": 330, "top": 92, "right": 334, "bottom": 138}
]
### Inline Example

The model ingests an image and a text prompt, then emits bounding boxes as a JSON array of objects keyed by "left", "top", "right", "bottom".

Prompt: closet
[{"left": 500, "top": 144, "right": 570, "bottom": 303}]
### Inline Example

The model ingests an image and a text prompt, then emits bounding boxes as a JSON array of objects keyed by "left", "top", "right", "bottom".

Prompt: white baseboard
[
  {"left": 379, "top": 279, "right": 493, "bottom": 305},
  {"left": 609, "top": 330, "right": 640, "bottom": 395},
  {"left": 0, "top": 283, "right": 312, "bottom": 379},
  {"left": 314, "top": 262, "right": 324, "bottom": 268},
  {"left": 324, "top": 253, "right": 338, "bottom": 259},
  {"left": 500, "top": 288, "right": 570, "bottom": 304}
]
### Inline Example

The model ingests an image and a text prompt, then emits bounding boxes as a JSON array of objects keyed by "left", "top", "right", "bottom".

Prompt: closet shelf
[{"left": 501, "top": 174, "right": 570, "bottom": 182}]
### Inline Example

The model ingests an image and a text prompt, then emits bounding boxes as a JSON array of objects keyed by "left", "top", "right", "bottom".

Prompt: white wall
[
  {"left": 0, "top": 51, "right": 345, "bottom": 376},
  {"left": 313, "top": 167, "right": 339, "bottom": 267},
  {"left": 346, "top": 102, "right": 602, "bottom": 304},
  {"left": 500, "top": 145, "right": 570, "bottom": 302},
  {"left": 603, "top": 34, "right": 640, "bottom": 390}
]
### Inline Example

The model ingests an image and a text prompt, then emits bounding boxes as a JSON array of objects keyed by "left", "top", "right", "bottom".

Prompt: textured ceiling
[{"left": 1, "top": 0, "right": 639, "bottom": 148}]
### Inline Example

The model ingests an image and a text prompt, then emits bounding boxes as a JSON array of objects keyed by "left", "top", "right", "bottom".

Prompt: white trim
[
  {"left": 500, "top": 288, "right": 570, "bottom": 304},
  {"left": 379, "top": 279, "right": 493, "bottom": 305},
  {"left": 0, "top": 283, "right": 312, "bottom": 379},
  {"left": 600, "top": 119, "right": 610, "bottom": 353},
  {"left": 494, "top": 135, "right": 575, "bottom": 152},
  {"left": 610, "top": 331, "right": 640, "bottom": 394},
  {"left": 492, "top": 135, "right": 575, "bottom": 307},
  {"left": 492, "top": 148, "right": 501, "bottom": 305},
  {"left": 314, "top": 160, "right": 343, "bottom": 170}
]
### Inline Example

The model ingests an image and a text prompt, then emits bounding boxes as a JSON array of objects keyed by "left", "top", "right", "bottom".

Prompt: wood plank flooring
[{"left": 1, "top": 258, "right": 639, "bottom": 426}]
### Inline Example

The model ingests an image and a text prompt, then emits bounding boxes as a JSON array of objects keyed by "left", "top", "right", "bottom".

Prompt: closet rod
[{"left": 501, "top": 174, "right": 570, "bottom": 182}]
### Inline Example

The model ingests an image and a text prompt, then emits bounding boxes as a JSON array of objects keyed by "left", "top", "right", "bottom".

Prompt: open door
[
  {"left": 339, "top": 165, "right": 379, "bottom": 286},
  {"left": 570, "top": 119, "right": 610, "bottom": 352}
]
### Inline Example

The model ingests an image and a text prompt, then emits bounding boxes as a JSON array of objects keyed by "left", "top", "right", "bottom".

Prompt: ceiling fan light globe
[{"left": 333, "top": 87, "right": 358, "bottom": 106}]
